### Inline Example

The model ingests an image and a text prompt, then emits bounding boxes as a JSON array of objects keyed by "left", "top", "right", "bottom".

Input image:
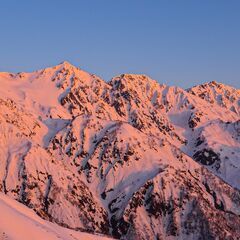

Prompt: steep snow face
[
  {"left": 109, "top": 74, "right": 187, "bottom": 146},
  {"left": 0, "top": 63, "right": 239, "bottom": 239},
  {"left": 0, "top": 193, "right": 112, "bottom": 240},
  {"left": 187, "top": 81, "right": 240, "bottom": 115},
  {"left": 48, "top": 114, "right": 240, "bottom": 239},
  {"left": 0, "top": 98, "right": 109, "bottom": 235},
  {"left": 188, "top": 120, "right": 240, "bottom": 188}
]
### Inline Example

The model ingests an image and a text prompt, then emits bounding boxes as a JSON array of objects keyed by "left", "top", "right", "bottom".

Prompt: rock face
[{"left": 0, "top": 62, "right": 239, "bottom": 239}]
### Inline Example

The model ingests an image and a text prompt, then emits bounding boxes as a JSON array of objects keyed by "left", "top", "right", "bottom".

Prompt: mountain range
[{"left": 0, "top": 61, "right": 239, "bottom": 239}]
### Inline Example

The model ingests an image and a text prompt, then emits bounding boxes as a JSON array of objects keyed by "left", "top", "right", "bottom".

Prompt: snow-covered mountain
[{"left": 0, "top": 61, "right": 239, "bottom": 239}]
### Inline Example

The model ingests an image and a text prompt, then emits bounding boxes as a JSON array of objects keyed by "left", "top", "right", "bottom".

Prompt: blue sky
[{"left": 0, "top": 0, "right": 239, "bottom": 88}]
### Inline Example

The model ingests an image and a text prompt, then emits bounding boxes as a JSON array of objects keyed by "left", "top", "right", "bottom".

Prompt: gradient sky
[{"left": 0, "top": 0, "right": 239, "bottom": 88}]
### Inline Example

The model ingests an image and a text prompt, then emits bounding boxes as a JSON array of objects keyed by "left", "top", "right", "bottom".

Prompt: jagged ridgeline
[{"left": 0, "top": 61, "right": 239, "bottom": 239}]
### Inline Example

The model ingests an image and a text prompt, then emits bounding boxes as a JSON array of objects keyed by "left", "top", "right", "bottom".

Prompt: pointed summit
[{"left": 57, "top": 60, "right": 77, "bottom": 69}]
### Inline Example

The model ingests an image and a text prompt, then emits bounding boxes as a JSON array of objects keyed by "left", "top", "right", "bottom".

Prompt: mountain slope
[
  {"left": 0, "top": 192, "right": 111, "bottom": 240},
  {"left": 0, "top": 62, "right": 239, "bottom": 239}
]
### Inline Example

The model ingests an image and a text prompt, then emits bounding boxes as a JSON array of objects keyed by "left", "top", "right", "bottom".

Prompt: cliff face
[{"left": 0, "top": 62, "right": 239, "bottom": 239}]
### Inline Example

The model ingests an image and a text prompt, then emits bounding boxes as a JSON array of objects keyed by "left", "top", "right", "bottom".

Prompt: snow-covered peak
[
  {"left": 58, "top": 60, "right": 76, "bottom": 68},
  {"left": 187, "top": 80, "right": 240, "bottom": 115},
  {"left": 110, "top": 73, "right": 162, "bottom": 92},
  {"left": 0, "top": 62, "right": 111, "bottom": 120},
  {"left": 41, "top": 60, "right": 78, "bottom": 70}
]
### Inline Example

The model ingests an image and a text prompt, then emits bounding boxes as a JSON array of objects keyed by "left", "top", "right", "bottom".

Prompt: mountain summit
[{"left": 0, "top": 63, "right": 239, "bottom": 239}]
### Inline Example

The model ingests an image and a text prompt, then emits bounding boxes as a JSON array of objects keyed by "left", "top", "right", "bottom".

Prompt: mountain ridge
[
  {"left": 0, "top": 62, "right": 239, "bottom": 239},
  {"left": 2, "top": 62, "right": 238, "bottom": 91}
]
